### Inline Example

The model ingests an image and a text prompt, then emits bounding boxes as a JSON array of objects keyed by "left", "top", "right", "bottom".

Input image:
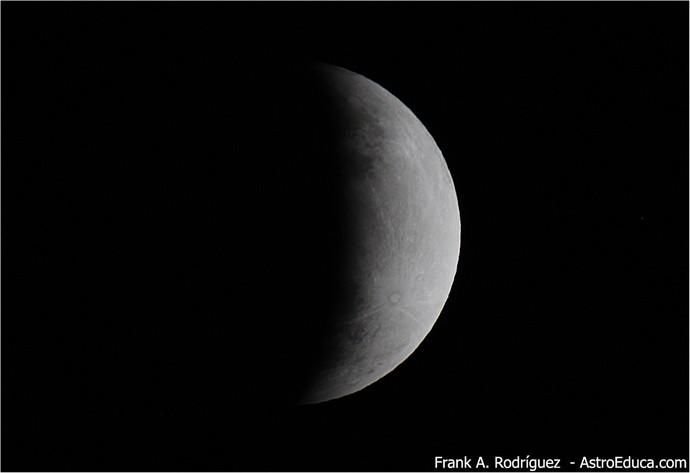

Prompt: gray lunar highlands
[{"left": 303, "top": 65, "right": 461, "bottom": 404}]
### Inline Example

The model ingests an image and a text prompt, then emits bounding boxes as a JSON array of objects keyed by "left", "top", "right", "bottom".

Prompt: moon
[{"left": 301, "top": 65, "right": 461, "bottom": 404}]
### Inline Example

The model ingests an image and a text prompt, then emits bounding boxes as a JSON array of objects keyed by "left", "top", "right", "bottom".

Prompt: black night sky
[{"left": 3, "top": 2, "right": 688, "bottom": 471}]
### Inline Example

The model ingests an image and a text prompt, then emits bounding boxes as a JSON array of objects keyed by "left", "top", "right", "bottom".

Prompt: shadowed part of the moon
[{"left": 300, "top": 65, "right": 461, "bottom": 404}]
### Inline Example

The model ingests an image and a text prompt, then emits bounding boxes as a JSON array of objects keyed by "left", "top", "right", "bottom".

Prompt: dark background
[{"left": 2, "top": 2, "right": 688, "bottom": 471}]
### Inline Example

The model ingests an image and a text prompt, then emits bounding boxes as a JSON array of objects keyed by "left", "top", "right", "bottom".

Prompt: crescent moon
[{"left": 302, "top": 65, "right": 461, "bottom": 404}]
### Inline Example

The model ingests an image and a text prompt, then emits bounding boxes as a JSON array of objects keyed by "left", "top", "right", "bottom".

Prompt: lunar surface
[{"left": 302, "top": 65, "right": 461, "bottom": 404}]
